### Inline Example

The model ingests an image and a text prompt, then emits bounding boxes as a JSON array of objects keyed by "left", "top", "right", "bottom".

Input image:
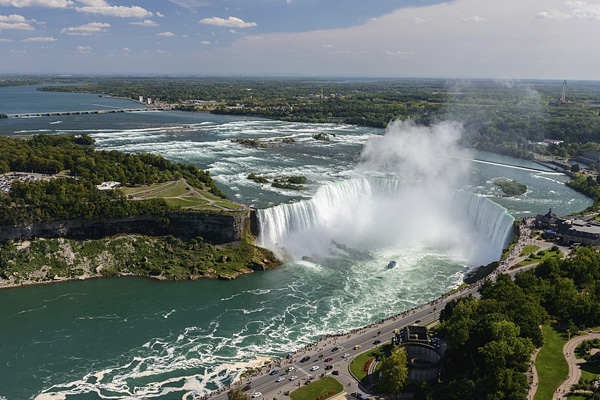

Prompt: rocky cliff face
[{"left": 0, "top": 210, "right": 259, "bottom": 244}]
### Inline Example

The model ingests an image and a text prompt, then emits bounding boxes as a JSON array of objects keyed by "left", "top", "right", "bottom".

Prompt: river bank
[
  {"left": 204, "top": 216, "right": 561, "bottom": 400},
  {"left": 0, "top": 234, "right": 281, "bottom": 290}
]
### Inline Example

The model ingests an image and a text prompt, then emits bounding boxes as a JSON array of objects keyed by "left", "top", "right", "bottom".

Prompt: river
[{"left": 0, "top": 86, "right": 592, "bottom": 400}]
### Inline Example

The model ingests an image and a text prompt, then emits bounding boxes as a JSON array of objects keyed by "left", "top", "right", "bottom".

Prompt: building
[
  {"left": 536, "top": 208, "right": 559, "bottom": 230},
  {"left": 147, "top": 98, "right": 153, "bottom": 105},
  {"left": 558, "top": 219, "right": 600, "bottom": 246},
  {"left": 391, "top": 326, "right": 441, "bottom": 383},
  {"left": 139, "top": 96, "right": 144, "bottom": 102}
]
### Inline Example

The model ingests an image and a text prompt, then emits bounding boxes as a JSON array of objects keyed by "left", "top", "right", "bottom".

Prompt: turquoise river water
[{"left": 0, "top": 86, "right": 592, "bottom": 400}]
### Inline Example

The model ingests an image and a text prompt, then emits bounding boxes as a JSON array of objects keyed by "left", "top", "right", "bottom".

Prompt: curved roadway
[{"left": 207, "top": 218, "right": 554, "bottom": 400}]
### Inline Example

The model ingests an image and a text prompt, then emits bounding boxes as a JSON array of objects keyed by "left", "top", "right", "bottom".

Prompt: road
[
  {"left": 208, "top": 280, "right": 483, "bottom": 400},
  {"left": 206, "top": 217, "right": 550, "bottom": 400}
]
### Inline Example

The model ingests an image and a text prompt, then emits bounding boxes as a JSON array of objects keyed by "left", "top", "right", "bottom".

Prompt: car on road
[
  {"left": 332, "top": 370, "right": 339, "bottom": 375},
  {"left": 353, "top": 345, "right": 361, "bottom": 350},
  {"left": 289, "top": 376, "right": 298, "bottom": 381},
  {"left": 243, "top": 385, "right": 251, "bottom": 391},
  {"left": 415, "top": 320, "right": 421, "bottom": 324},
  {"left": 331, "top": 347, "right": 339, "bottom": 352},
  {"left": 373, "top": 340, "right": 381, "bottom": 345},
  {"left": 310, "top": 365, "right": 320, "bottom": 371},
  {"left": 393, "top": 329, "right": 400, "bottom": 333},
  {"left": 287, "top": 366, "right": 296, "bottom": 372},
  {"left": 270, "top": 369, "right": 279, "bottom": 375},
  {"left": 324, "top": 357, "right": 333, "bottom": 362},
  {"left": 276, "top": 377, "right": 285, "bottom": 382},
  {"left": 325, "top": 365, "right": 333, "bottom": 370},
  {"left": 352, "top": 392, "right": 368, "bottom": 400},
  {"left": 251, "top": 392, "right": 262, "bottom": 398},
  {"left": 300, "top": 356, "right": 311, "bottom": 362},
  {"left": 342, "top": 353, "right": 350, "bottom": 358}
]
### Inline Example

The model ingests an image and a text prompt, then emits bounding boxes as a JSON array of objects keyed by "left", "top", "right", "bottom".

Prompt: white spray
[{"left": 258, "top": 120, "right": 513, "bottom": 266}]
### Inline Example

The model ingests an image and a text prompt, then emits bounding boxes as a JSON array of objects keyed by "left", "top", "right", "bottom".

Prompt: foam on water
[
  {"left": 1, "top": 103, "right": 594, "bottom": 400},
  {"left": 258, "top": 177, "right": 513, "bottom": 266}
]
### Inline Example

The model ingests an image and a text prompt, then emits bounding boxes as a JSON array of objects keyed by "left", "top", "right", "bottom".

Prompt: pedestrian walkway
[
  {"left": 328, "top": 392, "right": 350, "bottom": 400},
  {"left": 528, "top": 348, "right": 540, "bottom": 400},
  {"left": 553, "top": 333, "right": 600, "bottom": 399}
]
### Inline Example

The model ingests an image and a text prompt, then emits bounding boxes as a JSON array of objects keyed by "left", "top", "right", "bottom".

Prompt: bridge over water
[{"left": 7, "top": 107, "right": 170, "bottom": 118}]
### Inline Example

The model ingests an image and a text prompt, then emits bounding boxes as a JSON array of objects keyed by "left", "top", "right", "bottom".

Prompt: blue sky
[{"left": 1, "top": 0, "right": 600, "bottom": 79}]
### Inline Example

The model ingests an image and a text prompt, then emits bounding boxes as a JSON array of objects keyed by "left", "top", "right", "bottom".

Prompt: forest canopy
[{"left": 0, "top": 134, "right": 227, "bottom": 224}]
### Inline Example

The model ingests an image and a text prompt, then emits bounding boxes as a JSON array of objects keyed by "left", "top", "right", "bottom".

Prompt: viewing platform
[{"left": 6, "top": 106, "right": 170, "bottom": 118}]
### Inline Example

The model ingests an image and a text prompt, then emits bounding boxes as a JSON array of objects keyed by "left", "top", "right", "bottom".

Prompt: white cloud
[
  {"left": 384, "top": 50, "right": 415, "bottom": 57},
  {"left": 0, "top": 0, "right": 71, "bottom": 8},
  {"left": 0, "top": 37, "right": 13, "bottom": 41},
  {"left": 61, "top": 21, "right": 109, "bottom": 35},
  {"left": 322, "top": 44, "right": 333, "bottom": 48},
  {"left": 157, "top": 31, "right": 175, "bottom": 36},
  {"left": 9, "top": 48, "right": 26, "bottom": 54},
  {"left": 75, "top": 0, "right": 152, "bottom": 18},
  {"left": 0, "top": 21, "right": 33, "bottom": 29},
  {"left": 537, "top": 0, "right": 600, "bottom": 20},
  {"left": 462, "top": 15, "right": 487, "bottom": 22},
  {"left": 209, "top": 0, "right": 600, "bottom": 79},
  {"left": 0, "top": 14, "right": 27, "bottom": 22},
  {"left": 22, "top": 36, "right": 56, "bottom": 41},
  {"left": 413, "top": 17, "right": 426, "bottom": 24},
  {"left": 200, "top": 40, "right": 210, "bottom": 45},
  {"left": 199, "top": 16, "right": 257, "bottom": 28},
  {"left": 0, "top": 13, "right": 34, "bottom": 29},
  {"left": 156, "top": 11, "right": 164, "bottom": 18},
  {"left": 122, "top": 46, "right": 129, "bottom": 51},
  {"left": 130, "top": 19, "right": 158, "bottom": 26},
  {"left": 76, "top": 45, "right": 92, "bottom": 53}
]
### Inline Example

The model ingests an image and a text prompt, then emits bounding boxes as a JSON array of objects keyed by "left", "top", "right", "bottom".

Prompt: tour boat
[{"left": 386, "top": 261, "right": 397, "bottom": 269}]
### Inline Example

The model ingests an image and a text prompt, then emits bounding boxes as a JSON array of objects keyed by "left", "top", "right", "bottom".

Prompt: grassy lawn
[
  {"left": 164, "top": 197, "right": 209, "bottom": 208},
  {"left": 119, "top": 180, "right": 247, "bottom": 212},
  {"left": 289, "top": 377, "right": 343, "bottom": 400},
  {"left": 534, "top": 325, "right": 569, "bottom": 400},
  {"left": 521, "top": 245, "right": 540, "bottom": 256},
  {"left": 201, "top": 191, "right": 223, "bottom": 201},
  {"left": 580, "top": 361, "right": 600, "bottom": 382},
  {"left": 520, "top": 248, "right": 562, "bottom": 267},
  {"left": 120, "top": 181, "right": 173, "bottom": 196},
  {"left": 349, "top": 343, "right": 392, "bottom": 385},
  {"left": 149, "top": 179, "right": 189, "bottom": 197},
  {"left": 201, "top": 205, "right": 222, "bottom": 211},
  {"left": 215, "top": 200, "right": 245, "bottom": 210}
]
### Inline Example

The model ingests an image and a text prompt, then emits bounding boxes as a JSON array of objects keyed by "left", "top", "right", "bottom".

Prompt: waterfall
[
  {"left": 455, "top": 190, "right": 515, "bottom": 261},
  {"left": 257, "top": 177, "right": 514, "bottom": 266}
]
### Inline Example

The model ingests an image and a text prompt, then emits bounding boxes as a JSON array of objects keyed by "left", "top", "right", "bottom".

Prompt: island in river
[{"left": 0, "top": 133, "right": 280, "bottom": 288}]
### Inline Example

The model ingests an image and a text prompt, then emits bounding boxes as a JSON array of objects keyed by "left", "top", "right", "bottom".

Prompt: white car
[
  {"left": 310, "top": 365, "right": 319, "bottom": 371},
  {"left": 342, "top": 353, "right": 351, "bottom": 358},
  {"left": 251, "top": 392, "right": 262, "bottom": 398},
  {"left": 289, "top": 376, "right": 298, "bottom": 381},
  {"left": 276, "top": 377, "right": 285, "bottom": 382}
]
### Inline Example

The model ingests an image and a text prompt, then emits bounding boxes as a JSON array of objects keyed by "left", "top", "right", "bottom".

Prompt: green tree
[
  {"left": 413, "top": 380, "right": 433, "bottom": 400},
  {"left": 227, "top": 388, "right": 250, "bottom": 400},
  {"left": 379, "top": 347, "right": 408, "bottom": 398}
]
